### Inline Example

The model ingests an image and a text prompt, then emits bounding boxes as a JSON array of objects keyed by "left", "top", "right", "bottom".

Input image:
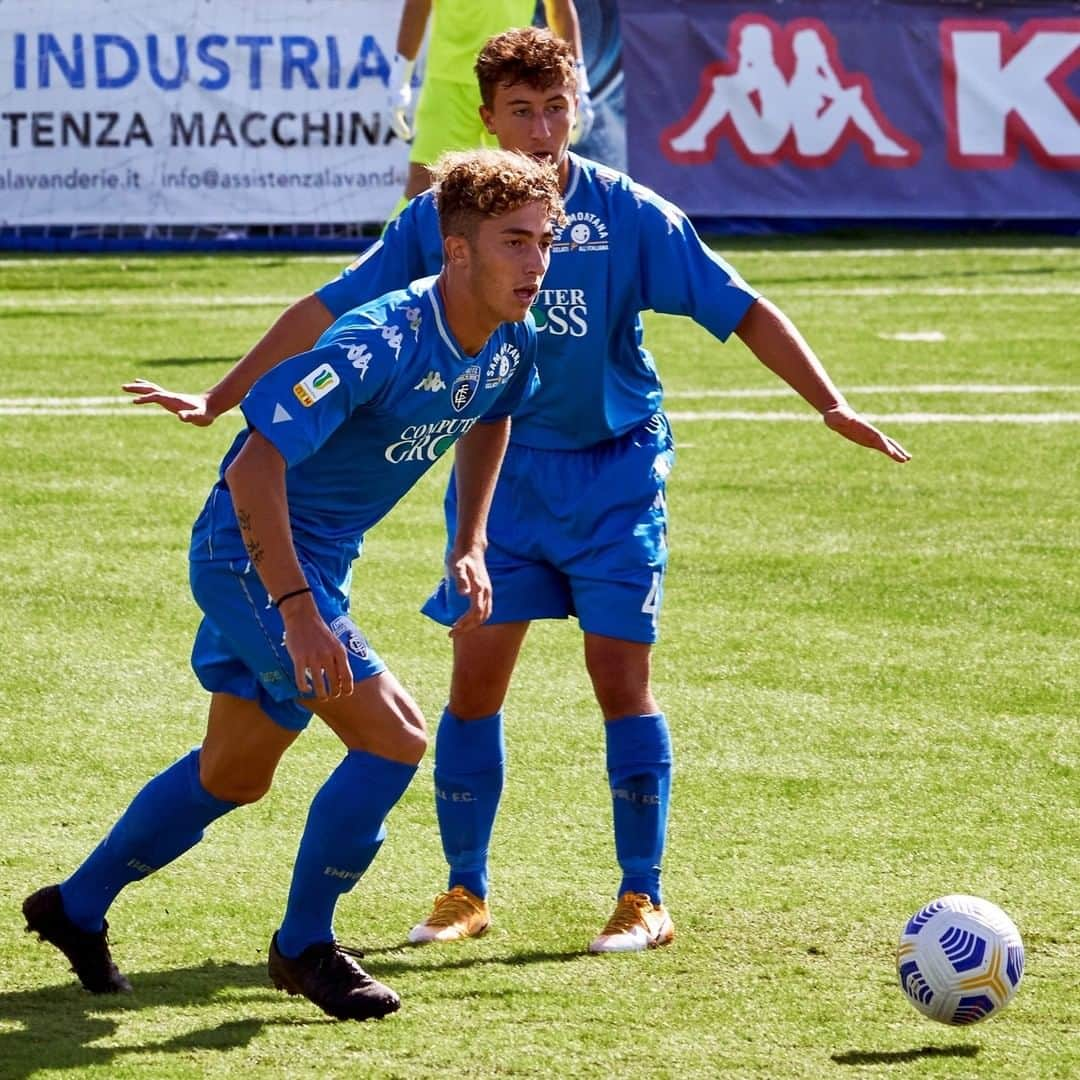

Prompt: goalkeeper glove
[{"left": 388, "top": 53, "right": 416, "bottom": 141}]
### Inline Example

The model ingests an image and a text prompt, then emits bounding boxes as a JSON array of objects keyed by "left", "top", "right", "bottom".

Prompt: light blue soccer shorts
[
  {"left": 189, "top": 554, "right": 386, "bottom": 731},
  {"left": 423, "top": 412, "right": 674, "bottom": 644}
]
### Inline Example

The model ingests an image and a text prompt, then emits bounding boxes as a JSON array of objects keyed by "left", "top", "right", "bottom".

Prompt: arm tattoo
[
  {"left": 244, "top": 536, "right": 265, "bottom": 566},
  {"left": 237, "top": 510, "right": 262, "bottom": 564}
]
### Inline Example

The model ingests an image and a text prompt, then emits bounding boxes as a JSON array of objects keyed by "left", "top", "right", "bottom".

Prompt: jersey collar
[
  {"left": 425, "top": 278, "right": 465, "bottom": 363},
  {"left": 563, "top": 152, "right": 582, "bottom": 204}
]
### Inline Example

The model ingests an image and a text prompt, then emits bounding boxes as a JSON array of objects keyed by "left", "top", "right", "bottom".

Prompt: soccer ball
[{"left": 896, "top": 894, "right": 1024, "bottom": 1025}]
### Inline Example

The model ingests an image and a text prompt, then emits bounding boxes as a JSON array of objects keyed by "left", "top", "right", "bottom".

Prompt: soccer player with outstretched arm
[{"left": 123, "top": 28, "right": 909, "bottom": 956}]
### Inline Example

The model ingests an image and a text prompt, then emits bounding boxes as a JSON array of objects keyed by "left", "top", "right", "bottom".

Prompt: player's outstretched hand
[
  {"left": 448, "top": 547, "right": 493, "bottom": 637},
  {"left": 123, "top": 379, "right": 216, "bottom": 426},
  {"left": 823, "top": 404, "right": 911, "bottom": 462}
]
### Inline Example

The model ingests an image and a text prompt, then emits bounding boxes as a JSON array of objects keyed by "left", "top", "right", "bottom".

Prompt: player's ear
[
  {"left": 479, "top": 105, "right": 497, "bottom": 136},
  {"left": 444, "top": 233, "right": 471, "bottom": 269}
]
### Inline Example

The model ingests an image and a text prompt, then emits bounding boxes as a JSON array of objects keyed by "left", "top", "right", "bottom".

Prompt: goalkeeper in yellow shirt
[{"left": 388, "top": 0, "right": 592, "bottom": 201}]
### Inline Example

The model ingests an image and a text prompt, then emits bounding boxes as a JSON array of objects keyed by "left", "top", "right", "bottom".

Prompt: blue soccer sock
[
  {"left": 434, "top": 709, "right": 505, "bottom": 900},
  {"left": 275, "top": 749, "right": 417, "bottom": 958},
  {"left": 605, "top": 713, "right": 673, "bottom": 907},
  {"left": 60, "top": 749, "right": 237, "bottom": 932}
]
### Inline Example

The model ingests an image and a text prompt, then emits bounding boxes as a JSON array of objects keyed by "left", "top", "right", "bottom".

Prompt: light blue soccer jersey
[
  {"left": 317, "top": 152, "right": 759, "bottom": 450},
  {"left": 190, "top": 276, "right": 537, "bottom": 571}
]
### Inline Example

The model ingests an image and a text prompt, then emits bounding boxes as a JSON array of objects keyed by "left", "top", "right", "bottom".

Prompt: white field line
[
  {"left": 0, "top": 407, "right": 169, "bottom": 415},
  {"left": 666, "top": 411, "right": 1080, "bottom": 424},
  {"left": 6, "top": 385, "right": 1078, "bottom": 410},
  {"left": 2, "top": 247, "right": 1077, "bottom": 268},
  {"left": 0, "top": 294, "right": 295, "bottom": 309},
  {"left": 3, "top": 385, "right": 1079, "bottom": 423},
  {"left": 781, "top": 285, "right": 1080, "bottom": 296},
  {"left": 4, "top": 286, "right": 1079, "bottom": 311},
  {"left": 665, "top": 384, "right": 1080, "bottom": 399},
  {"left": 5, "top": 407, "right": 1077, "bottom": 423}
]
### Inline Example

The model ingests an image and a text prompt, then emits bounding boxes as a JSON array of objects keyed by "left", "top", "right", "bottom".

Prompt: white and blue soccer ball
[{"left": 897, "top": 894, "right": 1024, "bottom": 1025}]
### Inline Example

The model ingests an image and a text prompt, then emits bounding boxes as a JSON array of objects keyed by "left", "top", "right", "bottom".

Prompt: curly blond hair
[
  {"left": 475, "top": 26, "right": 577, "bottom": 110},
  {"left": 431, "top": 148, "right": 567, "bottom": 240}
]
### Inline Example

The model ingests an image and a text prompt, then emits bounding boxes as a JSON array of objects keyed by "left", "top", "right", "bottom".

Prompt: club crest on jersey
[
  {"left": 485, "top": 344, "right": 521, "bottom": 389},
  {"left": 330, "top": 616, "right": 369, "bottom": 658},
  {"left": 450, "top": 365, "right": 481, "bottom": 412},
  {"left": 554, "top": 211, "right": 609, "bottom": 254},
  {"left": 293, "top": 363, "right": 340, "bottom": 407}
]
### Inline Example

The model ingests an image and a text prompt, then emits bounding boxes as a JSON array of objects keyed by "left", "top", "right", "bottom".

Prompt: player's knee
[
  {"left": 448, "top": 668, "right": 509, "bottom": 719},
  {"left": 199, "top": 760, "right": 274, "bottom": 805},
  {"left": 585, "top": 650, "right": 656, "bottom": 719},
  {"left": 447, "top": 688, "right": 506, "bottom": 720},
  {"left": 593, "top": 685, "right": 658, "bottom": 721},
  {"left": 391, "top": 712, "right": 428, "bottom": 765}
]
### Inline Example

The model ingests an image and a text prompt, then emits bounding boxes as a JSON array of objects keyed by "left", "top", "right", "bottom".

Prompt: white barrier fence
[{"left": 0, "top": 0, "right": 410, "bottom": 225}]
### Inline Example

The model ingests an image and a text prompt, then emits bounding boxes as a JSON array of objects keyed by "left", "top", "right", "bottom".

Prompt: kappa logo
[
  {"left": 381, "top": 323, "right": 404, "bottom": 358},
  {"left": 663, "top": 14, "right": 920, "bottom": 167},
  {"left": 351, "top": 319, "right": 404, "bottom": 361},
  {"left": 414, "top": 370, "right": 447, "bottom": 392},
  {"left": 484, "top": 344, "right": 521, "bottom": 389},
  {"left": 330, "top": 615, "right": 368, "bottom": 659},
  {"left": 344, "top": 342, "right": 372, "bottom": 378},
  {"left": 451, "top": 365, "right": 481, "bottom": 412},
  {"left": 293, "top": 363, "right": 340, "bottom": 407}
]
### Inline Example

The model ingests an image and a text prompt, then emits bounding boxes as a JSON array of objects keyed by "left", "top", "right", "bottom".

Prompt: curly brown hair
[
  {"left": 475, "top": 26, "right": 577, "bottom": 110},
  {"left": 431, "top": 148, "right": 567, "bottom": 240}
]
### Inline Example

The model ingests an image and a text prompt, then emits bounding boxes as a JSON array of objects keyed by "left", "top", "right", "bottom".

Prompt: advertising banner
[
  {"left": 618, "top": 0, "right": 1080, "bottom": 218},
  {"left": 0, "top": 0, "right": 409, "bottom": 225}
]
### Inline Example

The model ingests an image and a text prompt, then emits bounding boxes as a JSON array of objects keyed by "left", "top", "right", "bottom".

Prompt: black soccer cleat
[
  {"left": 23, "top": 884, "right": 132, "bottom": 994},
  {"left": 268, "top": 932, "right": 400, "bottom": 1021}
]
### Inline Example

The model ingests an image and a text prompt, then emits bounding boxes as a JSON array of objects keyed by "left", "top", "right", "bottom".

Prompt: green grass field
[{"left": 0, "top": 239, "right": 1077, "bottom": 1079}]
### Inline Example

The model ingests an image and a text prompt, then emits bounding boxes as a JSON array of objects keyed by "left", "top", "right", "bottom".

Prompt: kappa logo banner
[
  {"left": 620, "top": 0, "right": 1078, "bottom": 220},
  {"left": 664, "top": 15, "right": 921, "bottom": 168}
]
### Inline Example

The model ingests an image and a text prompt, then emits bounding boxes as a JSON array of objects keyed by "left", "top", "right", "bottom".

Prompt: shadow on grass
[
  {"left": 360, "top": 943, "right": 585, "bottom": 974},
  {"left": 0, "top": 960, "right": 330, "bottom": 1079},
  {"left": 832, "top": 1045, "right": 979, "bottom": 1066},
  {"left": 144, "top": 355, "right": 239, "bottom": 368},
  {"left": 1, "top": 945, "right": 583, "bottom": 1075}
]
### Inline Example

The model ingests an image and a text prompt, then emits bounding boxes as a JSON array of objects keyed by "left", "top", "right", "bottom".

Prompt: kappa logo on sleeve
[
  {"left": 293, "top": 363, "right": 340, "bottom": 407},
  {"left": 343, "top": 343, "right": 372, "bottom": 378}
]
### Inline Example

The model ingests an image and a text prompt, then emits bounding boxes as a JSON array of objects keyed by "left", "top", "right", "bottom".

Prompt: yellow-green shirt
[{"left": 426, "top": 0, "right": 538, "bottom": 84}]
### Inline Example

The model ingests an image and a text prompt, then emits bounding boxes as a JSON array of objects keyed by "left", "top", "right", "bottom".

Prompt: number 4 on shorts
[{"left": 641, "top": 572, "right": 662, "bottom": 623}]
